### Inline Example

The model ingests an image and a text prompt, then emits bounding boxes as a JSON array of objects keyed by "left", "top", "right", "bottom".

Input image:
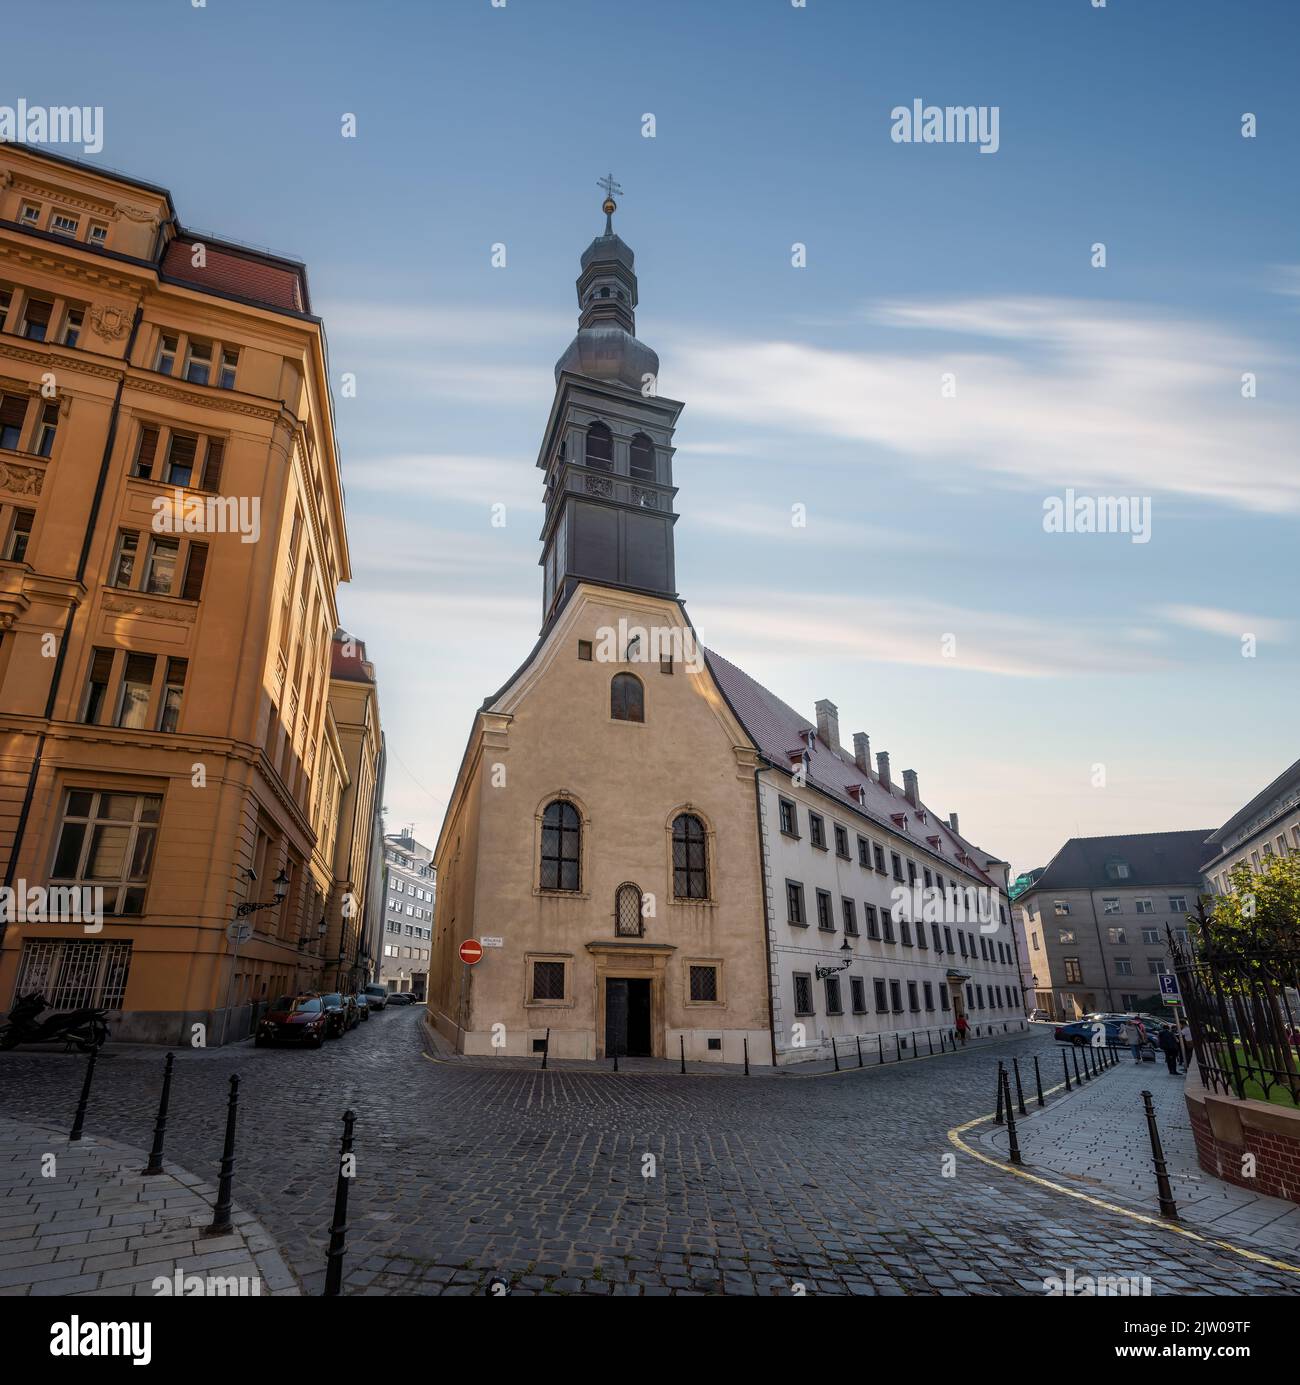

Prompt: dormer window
[
  {"left": 1104, "top": 858, "right": 1131, "bottom": 880},
  {"left": 585, "top": 420, "right": 613, "bottom": 472}
]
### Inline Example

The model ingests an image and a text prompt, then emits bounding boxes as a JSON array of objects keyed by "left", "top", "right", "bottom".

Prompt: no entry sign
[{"left": 459, "top": 939, "right": 484, "bottom": 966}]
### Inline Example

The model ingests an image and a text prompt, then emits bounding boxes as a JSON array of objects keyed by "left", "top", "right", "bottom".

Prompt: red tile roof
[
  {"left": 161, "top": 237, "right": 306, "bottom": 313},
  {"left": 706, "top": 648, "right": 998, "bottom": 888}
]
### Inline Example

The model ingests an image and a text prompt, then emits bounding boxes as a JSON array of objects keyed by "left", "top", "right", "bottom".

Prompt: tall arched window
[
  {"left": 673, "top": 814, "right": 708, "bottom": 899},
  {"left": 615, "top": 882, "right": 643, "bottom": 937},
  {"left": 611, "top": 672, "right": 644, "bottom": 723},
  {"left": 629, "top": 432, "right": 655, "bottom": 481},
  {"left": 585, "top": 421, "right": 613, "bottom": 472},
  {"left": 539, "top": 800, "right": 581, "bottom": 891}
]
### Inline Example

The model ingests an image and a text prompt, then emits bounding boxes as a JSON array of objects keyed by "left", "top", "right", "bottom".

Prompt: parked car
[
  {"left": 256, "top": 994, "right": 328, "bottom": 1048},
  {"left": 363, "top": 984, "right": 389, "bottom": 1011},
  {"left": 1056, "top": 1017, "right": 1156, "bottom": 1052},
  {"left": 1028, "top": 1008, "right": 1050, "bottom": 1022},
  {"left": 341, "top": 993, "right": 361, "bottom": 1029},
  {"left": 319, "top": 992, "right": 349, "bottom": 1039},
  {"left": 352, "top": 992, "right": 371, "bottom": 1022},
  {"left": 387, "top": 992, "right": 416, "bottom": 1006}
]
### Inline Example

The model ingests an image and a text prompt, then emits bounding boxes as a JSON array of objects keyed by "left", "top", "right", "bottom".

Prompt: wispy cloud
[{"left": 1157, "top": 604, "right": 1291, "bottom": 642}]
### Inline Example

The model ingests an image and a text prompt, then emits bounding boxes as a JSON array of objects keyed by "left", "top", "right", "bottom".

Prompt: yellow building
[{"left": 0, "top": 145, "right": 374, "bottom": 1043}]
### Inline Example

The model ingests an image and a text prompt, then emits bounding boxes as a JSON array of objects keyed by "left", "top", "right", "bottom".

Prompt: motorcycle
[{"left": 0, "top": 992, "right": 110, "bottom": 1052}]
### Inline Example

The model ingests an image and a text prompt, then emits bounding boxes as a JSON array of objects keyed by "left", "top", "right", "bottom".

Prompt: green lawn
[{"left": 1205, "top": 1040, "right": 1300, "bottom": 1108}]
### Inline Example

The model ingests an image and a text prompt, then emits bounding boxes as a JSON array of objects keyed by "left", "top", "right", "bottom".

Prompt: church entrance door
[{"left": 604, "top": 977, "right": 652, "bottom": 1057}]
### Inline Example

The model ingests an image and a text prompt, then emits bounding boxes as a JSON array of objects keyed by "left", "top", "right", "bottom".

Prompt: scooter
[{"left": 0, "top": 992, "right": 110, "bottom": 1052}]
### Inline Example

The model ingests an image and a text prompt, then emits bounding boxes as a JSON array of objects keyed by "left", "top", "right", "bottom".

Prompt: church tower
[{"left": 537, "top": 180, "right": 684, "bottom": 628}]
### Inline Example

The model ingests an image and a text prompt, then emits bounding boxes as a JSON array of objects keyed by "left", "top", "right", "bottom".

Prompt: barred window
[
  {"left": 615, "top": 881, "right": 643, "bottom": 937},
  {"left": 15, "top": 939, "right": 132, "bottom": 1011},
  {"left": 825, "top": 976, "right": 843, "bottom": 1015},
  {"left": 874, "top": 978, "right": 888, "bottom": 1012},
  {"left": 793, "top": 973, "right": 814, "bottom": 1015},
  {"left": 850, "top": 976, "right": 866, "bottom": 1013},
  {"left": 672, "top": 814, "right": 708, "bottom": 899},
  {"left": 51, "top": 789, "right": 161, "bottom": 915},
  {"left": 689, "top": 965, "right": 718, "bottom": 1002},
  {"left": 539, "top": 800, "right": 580, "bottom": 891},
  {"left": 531, "top": 960, "right": 565, "bottom": 1001}
]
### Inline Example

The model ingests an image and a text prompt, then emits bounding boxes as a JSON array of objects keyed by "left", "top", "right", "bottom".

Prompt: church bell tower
[{"left": 537, "top": 178, "right": 684, "bottom": 628}]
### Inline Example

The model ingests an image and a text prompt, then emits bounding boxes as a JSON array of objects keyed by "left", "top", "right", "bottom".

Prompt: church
[{"left": 426, "top": 189, "right": 1024, "bottom": 1065}]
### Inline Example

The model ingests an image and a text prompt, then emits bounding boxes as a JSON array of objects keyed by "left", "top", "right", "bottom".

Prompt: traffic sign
[
  {"left": 459, "top": 939, "right": 484, "bottom": 966},
  {"left": 227, "top": 920, "right": 253, "bottom": 944},
  {"left": 1158, "top": 973, "right": 1180, "bottom": 1004}
]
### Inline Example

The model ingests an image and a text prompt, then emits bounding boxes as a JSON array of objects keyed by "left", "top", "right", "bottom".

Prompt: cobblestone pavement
[
  {"left": 980, "top": 1048, "right": 1300, "bottom": 1258},
  {"left": 0, "top": 1116, "right": 297, "bottom": 1297},
  {"left": 0, "top": 1010, "right": 1296, "bottom": 1296}
]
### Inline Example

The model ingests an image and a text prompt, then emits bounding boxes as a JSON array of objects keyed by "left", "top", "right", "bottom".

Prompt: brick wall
[{"left": 1187, "top": 1087, "right": 1300, "bottom": 1204}]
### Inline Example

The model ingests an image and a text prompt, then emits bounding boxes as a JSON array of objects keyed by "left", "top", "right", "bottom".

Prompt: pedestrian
[
  {"left": 1121, "top": 1019, "right": 1142, "bottom": 1063},
  {"left": 1157, "top": 1025, "right": 1181, "bottom": 1075},
  {"left": 955, "top": 1012, "right": 969, "bottom": 1046},
  {"left": 1179, "top": 1020, "right": 1193, "bottom": 1066}
]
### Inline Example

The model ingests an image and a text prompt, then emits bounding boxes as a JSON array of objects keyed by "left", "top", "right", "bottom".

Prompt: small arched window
[
  {"left": 673, "top": 814, "right": 708, "bottom": 899},
  {"left": 611, "top": 672, "right": 644, "bottom": 723},
  {"left": 585, "top": 421, "right": 613, "bottom": 472},
  {"left": 540, "top": 800, "right": 581, "bottom": 891},
  {"left": 629, "top": 432, "right": 655, "bottom": 481},
  {"left": 615, "top": 882, "right": 644, "bottom": 937}
]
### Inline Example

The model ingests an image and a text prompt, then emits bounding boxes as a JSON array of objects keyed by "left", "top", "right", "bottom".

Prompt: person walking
[
  {"left": 1157, "top": 1025, "right": 1181, "bottom": 1075},
  {"left": 955, "top": 1012, "right": 969, "bottom": 1046},
  {"left": 1179, "top": 1019, "right": 1193, "bottom": 1068},
  {"left": 1121, "top": 1018, "right": 1142, "bottom": 1063}
]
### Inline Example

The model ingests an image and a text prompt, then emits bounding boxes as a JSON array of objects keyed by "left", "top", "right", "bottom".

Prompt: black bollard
[
  {"left": 995, "top": 1061, "right": 1005, "bottom": 1125},
  {"left": 877, "top": 1034, "right": 884, "bottom": 1065},
  {"left": 612, "top": 1047, "right": 618, "bottom": 1072},
  {"left": 927, "top": 1030, "right": 934, "bottom": 1056},
  {"left": 324, "top": 1108, "right": 358, "bottom": 1295},
  {"left": 1062, "top": 1047, "right": 1072, "bottom": 1092},
  {"left": 142, "top": 1053, "right": 175, "bottom": 1175},
  {"left": 1071, "top": 1046, "right": 1083, "bottom": 1086},
  {"left": 896, "top": 1034, "right": 902, "bottom": 1062},
  {"left": 1141, "top": 1091, "right": 1179, "bottom": 1219},
  {"left": 1002, "top": 1068, "right": 1023, "bottom": 1165},
  {"left": 206, "top": 1074, "right": 240, "bottom": 1235},
  {"left": 744, "top": 1036, "right": 750, "bottom": 1077},
  {"left": 1033, "top": 1054, "right": 1045, "bottom": 1108},
  {"left": 1082, "top": 1046, "right": 1092, "bottom": 1081},
  {"left": 69, "top": 1051, "right": 97, "bottom": 1142},
  {"left": 855, "top": 1035, "right": 863, "bottom": 1068},
  {"left": 1012, "top": 1057, "right": 1027, "bottom": 1116},
  {"left": 541, "top": 1027, "right": 549, "bottom": 1070},
  {"left": 680, "top": 1035, "right": 686, "bottom": 1074},
  {"left": 831, "top": 1035, "right": 840, "bottom": 1072}
]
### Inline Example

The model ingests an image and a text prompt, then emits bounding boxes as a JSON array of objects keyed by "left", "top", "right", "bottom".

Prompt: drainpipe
[
  {"left": 1, "top": 306, "right": 143, "bottom": 959},
  {"left": 1086, "top": 889, "right": 1116, "bottom": 1012},
  {"left": 753, "top": 763, "right": 778, "bottom": 1068}
]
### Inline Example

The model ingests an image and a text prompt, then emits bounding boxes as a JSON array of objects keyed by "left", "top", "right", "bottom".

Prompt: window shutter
[
  {"left": 167, "top": 434, "right": 197, "bottom": 476},
  {"left": 181, "top": 542, "right": 208, "bottom": 600},
  {"left": 23, "top": 299, "right": 51, "bottom": 327},
  {"left": 200, "top": 438, "right": 224, "bottom": 491},
  {"left": 135, "top": 425, "right": 159, "bottom": 477},
  {"left": 0, "top": 394, "right": 28, "bottom": 430}
]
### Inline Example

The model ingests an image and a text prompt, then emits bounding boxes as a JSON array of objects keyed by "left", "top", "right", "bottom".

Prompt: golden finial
[{"left": 597, "top": 173, "right": 623, "bottom": 229}]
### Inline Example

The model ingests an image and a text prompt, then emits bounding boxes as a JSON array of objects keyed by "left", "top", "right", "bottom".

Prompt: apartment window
[
  {"left": 979, "top": 936, "right": 989, "bottom": 961},
  {"left": 184, "top": 339, "right": 213, "bottom": 385},
  {"left": 857, "top": 835, "right": 870, "bottom": 867},
  {"left": 50, "top": 212, "right": 79, "bottom": 237},
  {"left": 181, "top": 542, "right": 208, "bottom": 601},
  {"left": 531, "top": 960, "right": 565, "bottom": 1002},
  {"left": 0, "top": 393, "right": 28, "bottom": 449},
  {"left": 1102, "top": 897, "right": 1120, "bottom": 915},
  {"left": 900, "top": 919, "right": 913, "bottom": 947},
  {"left": 943, "top": 926, "right": 954, "bottom": 952},
  {"left": 1135, "top": 898, "right": 1154, "bottom": 915},
  {"left": 850, "top": 976, "right": 866, "bottom": 1014},
  {"left": 89, "top": 222, "right": 109, "bottom": 245},
  {"left": 923, "top": 981, "right": 934, "bottom": 1011},
  {"left": 0, "top": 285, "right": 10, "bottom": 328},
  {"left": 842, "top": 897, "right": 858, "bottom": 935},
  {"left": 3, "top": 508, "right": 34, "bottom": 562},
  {"left": 1147, "top": 958, "right": 1167, "bottom": 976},
  {"left": 881, "top": 909, "right": 896, "bottom": 944},
  {"left": 889, "top": 979, "right": 903, "bottom": 1013},
  {"left": 1115, "top": 958, "right": 1133, "bottom": 976},
  {"left": 1168, "top": 895, "right": 1187, "bottom": 914},
  {"left": 142, "top": 537, "right": 179, "bottom": 595},
  {"left": 824, "top": 976, "right": 843, "bottom": 1016},
  {"left": 873, "top": 978, "right": 888, "bottom": 1012},
  {"left": 778, "top": 798, "right": 797, "bottom": 837},
  {"left": 1063, "top": 957, "right": 1083, "bottom": 983},
  {"left": 907, "top": 981, "right": 920, "bottom": 1012},
  {"left": 155, "top": 335, "right": 178, "bottom": 374},
  {"left": 931, "top": 923, "right": 942, "bottom": 953},
  {"left": 115, "top": 653, "right": 156, "bottom": 729},
  {"left": 689, "top": 965, "right": 718, "bottom": 1003},
  {"left": 888, "top": 852, "right": 902, "bottom": 882},
  {"left": 815, "top": 888, "right": 833, "bottom": 931},
  {"left": 15, "top": 939, "right": 133, "bottom": 1012},
  {"left": 1107, "top": 927, "right": 1127, "bottom": 945},
  {"left": 82, "top": 649, "right": 114, "bottom": 723},
  {"left": 21, "top": 298, "right": 52, "bottom": 341},
  {"left": 907, "top": 860, "right": 917, "bottom": 886},
  {"left": 539, "top": 800, "right": 580, "bottom": 891},
  {"left": 132, "top": 425, "right": 160, "bottom": 479},
  {"left": 793, "top": 973, "right": 814, "bottom": 1016},
  {"left": 18, "top": 203, "right": 40, "bottom": 226},
  {"left": 786, "top": 880, "right": 806, "bottom": 926},
  {"left": 1053, "top": 900, "right": 1071, "bottom": 917},
  {"left": 863, "top": 903, "right": 879, "bottom": 939},
  {"left": 939, "top": 986, "right": 950, "bottom": 1011},
  {"left": 33, "top": 402, "right": 59, "bottom": 457},
  {"left": 834, "top": 824, "right": 850, "bottom": 859},
  {"left": 873, "top": 844, "right": 886, "bottom": 874},
  {"left": 60, "top": 308, "right": 84, "bottom": 348},
  {"left": 163, "top": 433, "right": 198, "bottom": 487},
  {"left": 1141, "top": 927, "right": 1160, "bottom": 946},
  {"left": 109, "top": 531, "right": 138, "bottom": 587},
  {"left": 809, "top": 813, "right": 826, "bottom": 850},
  {"left": 50, "top": 789, "right": 161, "bottom": 916},
  {"left": 958, "top": 932, "right": 968, "bottom": 958},
  {"left": 1058, "top": 929, "right": 1075, "bottom": 944},
  {"left": 219, "top": 349, "right": 239, "bottom": 390},
  {"left": 158, "top": 658, "right": 187, "bottom": 732}
]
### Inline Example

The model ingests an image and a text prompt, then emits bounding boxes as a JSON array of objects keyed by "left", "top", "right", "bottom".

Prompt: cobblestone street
[{"left": 0, "top": 1011, "right": 1296, "bottom": 1296}]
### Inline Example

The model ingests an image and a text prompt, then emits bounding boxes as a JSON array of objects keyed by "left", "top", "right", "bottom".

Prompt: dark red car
[{"left": 256, "top": 993, "right": 329, "bottom": 1048}]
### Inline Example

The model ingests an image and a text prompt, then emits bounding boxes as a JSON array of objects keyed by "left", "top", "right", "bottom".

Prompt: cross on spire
[
  {"left": 597, "top": 173, "right": 623, "bottom": 233},
  {"left": 597, "top": 172, "right": 623, "bottom": 201}
]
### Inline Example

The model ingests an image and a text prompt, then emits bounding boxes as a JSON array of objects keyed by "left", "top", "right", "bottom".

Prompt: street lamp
[
  {"left": 221, "top": 868, "right": 290, "bottom": 1046},
  {"left": 235, "top": 868, "right": 290, "bottom": 918}
]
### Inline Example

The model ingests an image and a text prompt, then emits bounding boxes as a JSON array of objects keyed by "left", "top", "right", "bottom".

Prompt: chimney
[
  {"left": 876, "top": 751, "right": 891, "bottom": 792},
  {"left": 902, "top": 769, "right": 919, "bottom": 807},
  {"left": 948, "top": 811, "right": 959, "bottom": 835},
  {"left": 852, "top": 732, "right": 871, "bottom": 775},
  {"left": 814, "top": 699, "right": 840, "bottom": 751}
]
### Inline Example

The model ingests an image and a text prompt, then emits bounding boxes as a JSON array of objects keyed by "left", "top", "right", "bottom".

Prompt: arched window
[
  {"left": 539, "top": 800, "right": 581, "bottom": 891},
  {"left": 585, "top": 421, "right": 613, "bottom": 472},
  {"left": 629, "top": 432, "right": 655, "bottom": 481},
  {"left": 615, "top": 882, "right": 643, "bottom": 937},
  {"left": 673, "top": 814, "right": 708, "bottom": 899},
  {"left": 611, "top": 672, "right": 644, "bottom": 723}
]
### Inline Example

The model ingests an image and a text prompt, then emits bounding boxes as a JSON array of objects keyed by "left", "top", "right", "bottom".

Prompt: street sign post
[
  {"left": 1158, "top": 974, "right": 1180, "bottom": 1006},
  {"left": 459, "top": 939, "right": 484, "bottom": 966}
]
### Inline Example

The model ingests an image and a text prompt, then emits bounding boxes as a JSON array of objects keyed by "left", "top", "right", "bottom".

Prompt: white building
[
  {"left": 707, "top": 659, "right": 1027, "bottom": 1065},
  {"left": 1202, "top": 755, "right": 1300, "bottom": 895},
  {"left": 380, "top": 830, "right": 435, "bottom": 997}
]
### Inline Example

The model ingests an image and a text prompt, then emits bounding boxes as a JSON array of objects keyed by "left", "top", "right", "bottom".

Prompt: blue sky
[{"left": 16, "top": 0, "right": 1299, "bottom": 871}]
